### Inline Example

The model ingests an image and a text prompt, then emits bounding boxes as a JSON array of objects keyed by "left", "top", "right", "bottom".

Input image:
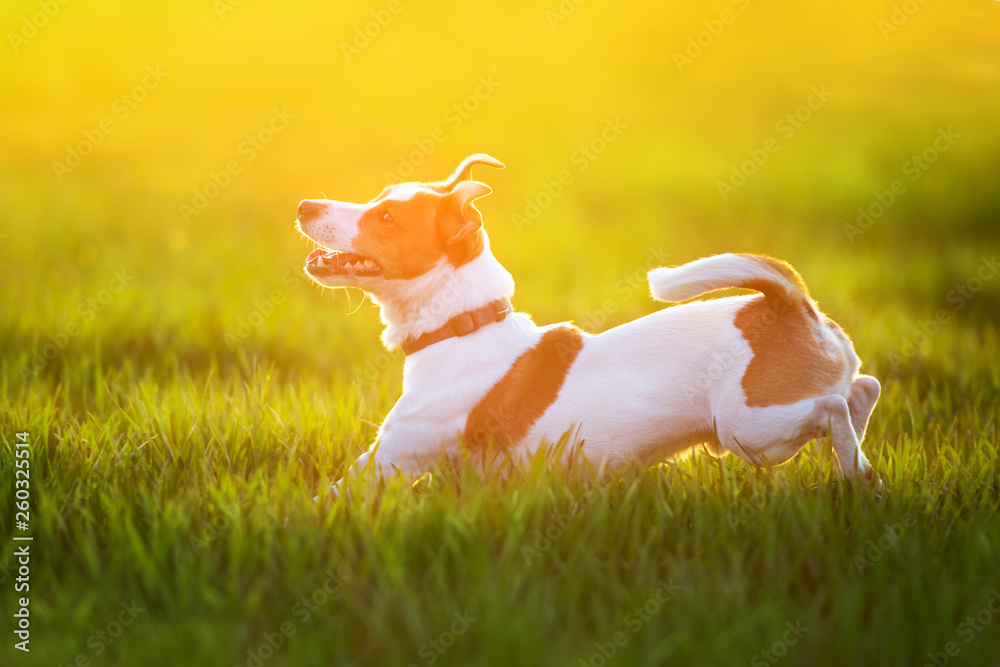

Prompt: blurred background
[
  {"left": 2, "top": 0, "right": 999, "bottom": 389},
  {"left": 2, "top": 3, "right": 1000, "bottom": 665}
]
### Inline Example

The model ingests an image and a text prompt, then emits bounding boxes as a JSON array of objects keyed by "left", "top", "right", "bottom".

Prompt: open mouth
[{"left": 306, "top": 248, "right": 382, "bottom": 277}]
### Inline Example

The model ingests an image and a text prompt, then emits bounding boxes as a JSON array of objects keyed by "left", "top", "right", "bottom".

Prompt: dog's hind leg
[
  {"left": 847, "top": 375, "right": 880, "bottom": 443},
  {"left": 811, "top": 394, "right": 873, "bottom": 479},
  {"left": 719, "top": 393, "right": 873, "bottom": 479}
]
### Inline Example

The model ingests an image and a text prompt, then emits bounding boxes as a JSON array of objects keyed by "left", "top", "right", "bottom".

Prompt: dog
[{"left": 295, "top": 154, "right": 880, "bottom": 491}]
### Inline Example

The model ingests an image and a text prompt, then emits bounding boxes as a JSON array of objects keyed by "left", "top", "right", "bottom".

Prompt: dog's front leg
[
  {"left": 330, "top": 445, "right": 376, "bottom": 496},
  {"left": 315, "top": 444, "right": 378, "bottom": 501},
  {"left": 316, "top": 396, "right": 455, "bottom": 500},
  {"left": 319, "top": 437, "right": 431, "bottom": 500}
]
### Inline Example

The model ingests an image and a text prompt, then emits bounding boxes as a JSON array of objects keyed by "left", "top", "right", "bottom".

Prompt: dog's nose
[{"left": 298, "top": 199, "right": 326, "bottom": 224}]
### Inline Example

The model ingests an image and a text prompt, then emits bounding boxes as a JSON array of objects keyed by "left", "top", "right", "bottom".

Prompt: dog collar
[{"left": 401, "top": 298, "right": 513, "bottom": 356}]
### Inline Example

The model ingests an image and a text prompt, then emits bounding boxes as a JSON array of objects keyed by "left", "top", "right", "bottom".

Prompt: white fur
[
  {"left": 381, "top": 182, "right": 433, "bottom": 202},
  {"left": 297, "top": 195, "right": 880, "bottom": 493},
  {"left": 648, "top": 253, "right": 804, "bottom": 304},
  {"left": 373, "top": 237, "right": 515, "bottom": 348},
  {"left": 296, "top": 184, "right": 437, "bottom": 257},
  {"left": 296, "top": 199, "right": 365, "bottom": 255}
]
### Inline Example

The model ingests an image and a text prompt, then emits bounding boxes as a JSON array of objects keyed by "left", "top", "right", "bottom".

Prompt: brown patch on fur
[
  {"left": 733, "top": 253, "right": 820, "bottom": 321},
  {"left": 465, "top": 327, "right": 584, "bottom": 448},
  {"left": 438, "top": 188, "right": 484, "bottom": 267},
  {"left": 353, "top": 190, "right": 483, "bottom": 279},
  {"left": 736, "top": 294, "right": 846, "bottom": 407},
  {"left": 734, "top": 253, "right": 807, "bottom": 291}
]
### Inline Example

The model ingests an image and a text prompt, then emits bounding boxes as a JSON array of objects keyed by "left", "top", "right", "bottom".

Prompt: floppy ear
[
  {"left": 440, "top": 180, "right": 492, "bottom": 245},
  {"left": 442, "top": 153, "right": 505, "bottom": 188}
]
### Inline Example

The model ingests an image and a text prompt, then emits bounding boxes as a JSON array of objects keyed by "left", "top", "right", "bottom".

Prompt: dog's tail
[{"left": 648, "top": 253, "right": 811, "bottom": 307}]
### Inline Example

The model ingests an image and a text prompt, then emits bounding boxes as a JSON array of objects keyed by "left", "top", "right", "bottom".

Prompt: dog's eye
[{"left": 382, "top": 211, "right": 393, "bottom": 223}]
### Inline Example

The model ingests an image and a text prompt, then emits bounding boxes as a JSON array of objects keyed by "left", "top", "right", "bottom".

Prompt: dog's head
[{"left": 296, "top": 154, "right": 504, "bottom": 292}]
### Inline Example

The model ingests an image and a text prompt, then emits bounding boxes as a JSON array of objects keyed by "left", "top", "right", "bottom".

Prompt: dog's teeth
[
  {"left": 315, "top": 255, "right": 325, "bottom": 267},
  {"left": 365, "top": 260, "right": 377, "bottom": 270}
]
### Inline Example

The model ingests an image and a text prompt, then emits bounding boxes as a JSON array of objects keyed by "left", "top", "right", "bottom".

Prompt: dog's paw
[
  {"left": 847, "top": 467, "right": 887, "bottom": 496},
  {"left": 870, "top": 473, "right": 888, "bottom": 497}
]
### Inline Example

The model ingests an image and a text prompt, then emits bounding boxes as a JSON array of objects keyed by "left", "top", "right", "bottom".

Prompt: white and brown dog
[{"left": 296, "top": 154, "right": 880, "bottom": 490}]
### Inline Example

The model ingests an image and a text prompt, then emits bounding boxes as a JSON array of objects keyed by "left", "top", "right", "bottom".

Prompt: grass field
[{"left": 2, "top": 0, "right": 1000, "bottom": 665}]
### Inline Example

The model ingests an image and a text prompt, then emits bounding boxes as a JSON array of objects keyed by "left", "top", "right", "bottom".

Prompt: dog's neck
[{"left": 371, "top": 234, "right": 515, "bottom": 350}]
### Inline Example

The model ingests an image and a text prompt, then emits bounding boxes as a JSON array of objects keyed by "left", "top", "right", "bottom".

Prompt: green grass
[
  {"left": 3, "top": 0, "right": 1000, "bottom": 664},
  {"left": 2, "top": 207, "right": 999, "bottom": 666}
]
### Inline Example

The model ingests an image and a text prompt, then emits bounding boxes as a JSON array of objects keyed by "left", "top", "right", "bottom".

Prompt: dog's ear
[
  {"left": 440, "top": 180, "right": 491, "bottom": 245},
  {"left": 442, "top": 154, "right": 504, "bottom": 187}
]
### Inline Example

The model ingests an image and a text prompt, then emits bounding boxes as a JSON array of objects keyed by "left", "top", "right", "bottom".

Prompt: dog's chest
[{"left": 385, "top": 319, "right": 590, "bottom": 450}]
